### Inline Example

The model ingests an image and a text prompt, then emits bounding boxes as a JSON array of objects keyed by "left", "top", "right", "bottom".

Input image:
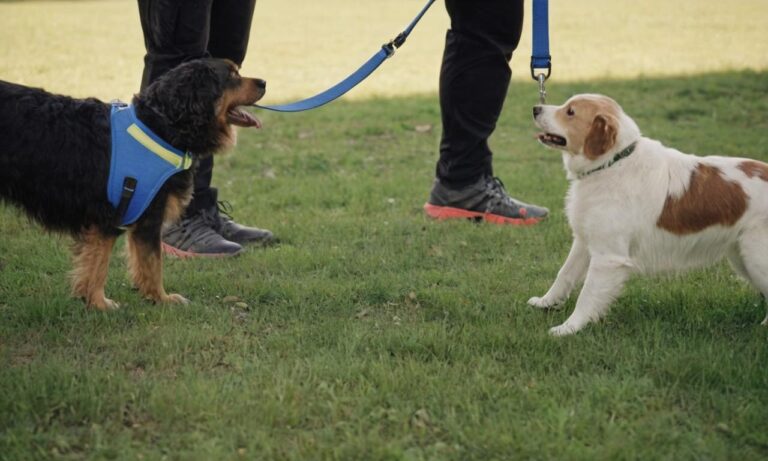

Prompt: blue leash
[
  {"left": 255, "top": 0, "right": 437, "bottom": 112},
  {"left": 530, "top": 0, "right": 551, "bottom": 103}
]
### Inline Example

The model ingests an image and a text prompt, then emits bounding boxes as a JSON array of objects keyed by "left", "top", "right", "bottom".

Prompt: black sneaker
[
  {"left": 215, "top": 201, "right": 277, "bottom": 246},
  {"left": 162, "top": 208, "right": 243, "bottom": 258},
  {"left": 424, "top": 175, "right": 549, "bottom": 225}
]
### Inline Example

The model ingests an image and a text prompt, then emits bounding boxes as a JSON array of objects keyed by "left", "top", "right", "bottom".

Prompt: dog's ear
[{"left": 584, "top": 114, "right": 618, "bottom": 159}]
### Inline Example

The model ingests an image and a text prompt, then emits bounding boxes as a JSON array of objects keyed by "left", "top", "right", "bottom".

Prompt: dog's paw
[
  {"left": 88, "top": 297, "right": 120, "bottom": 311},
  {"left": 528, "top": 296, "right": 560, "bottom": 309},
  {"left": 549, "top": 323, "right": 580, "bottom": 337},
  {"left": 163, "top": 293, "right": 190, "bottom": 305}
]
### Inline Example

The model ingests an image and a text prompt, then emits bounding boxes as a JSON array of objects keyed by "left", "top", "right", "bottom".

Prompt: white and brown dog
[{"left": 530, "top": 94, "right": 768, "bottom": 336}]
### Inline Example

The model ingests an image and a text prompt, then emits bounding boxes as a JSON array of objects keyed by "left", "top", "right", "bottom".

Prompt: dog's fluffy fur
[
  {"left": 0, "top": 58, "right": 265, "bottom": 310},
  {"left": 531, "top": 94, "right": 768, "bottom": 336}
]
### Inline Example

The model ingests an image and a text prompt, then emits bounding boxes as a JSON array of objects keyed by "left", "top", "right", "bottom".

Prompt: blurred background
[{"left": 1, "top": 0, "right": 766, "bottom": 103}]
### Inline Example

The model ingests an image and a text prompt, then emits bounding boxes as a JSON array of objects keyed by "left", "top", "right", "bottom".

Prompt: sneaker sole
[
  {"left": 162, "top": 242, "right": 243, "bottom": 259},
  {"left": 423, "top": 203, "right": 544, "bottom": 226}
]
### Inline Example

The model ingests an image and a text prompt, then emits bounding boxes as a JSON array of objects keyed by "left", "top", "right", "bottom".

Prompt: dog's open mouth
[
  {"left": 227, "top": 107, "right": 262, "bottom": 128},
  {"left": 538, "top": 132, "right": 567, "bottom": 147}
]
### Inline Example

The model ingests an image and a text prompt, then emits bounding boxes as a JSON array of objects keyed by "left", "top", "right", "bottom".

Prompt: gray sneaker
[
  {"left": 215, "top": 201, "right": 277, "bottom": 246},
  {"left": 162, "top": 208, "right": 243, "bottom": 258},
  {"left": 424, "top": 175, "right": 549, "bottom": 225}
]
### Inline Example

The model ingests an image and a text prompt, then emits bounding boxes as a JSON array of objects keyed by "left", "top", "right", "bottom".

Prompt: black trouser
[
  {"left": 437, "top": 0, "right": 524, "bottom": 187},
  {"left": 138, "top": 0, "right": 256, "bottom": 215}
]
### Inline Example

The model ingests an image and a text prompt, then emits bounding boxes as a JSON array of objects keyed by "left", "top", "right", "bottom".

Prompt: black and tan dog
[{"left": 0, "top": 58, "right": 265, "bottom": 310}]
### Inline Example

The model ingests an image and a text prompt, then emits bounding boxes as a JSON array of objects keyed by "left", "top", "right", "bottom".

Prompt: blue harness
[{"left": 108, "top": 103, "right": 193, "bottom": 226}]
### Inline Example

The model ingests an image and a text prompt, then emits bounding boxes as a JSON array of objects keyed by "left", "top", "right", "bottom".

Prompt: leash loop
[{"left": 530, "top": 0, "right": 551, "bottom": 104}]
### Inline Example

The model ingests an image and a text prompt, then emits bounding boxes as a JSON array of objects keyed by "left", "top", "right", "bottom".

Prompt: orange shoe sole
[
  {"left": 161, "top": 242, "right": 243, "bottom": 259},
  {"left": 423, "top": 203, "right": 543, "bottom": 226}
]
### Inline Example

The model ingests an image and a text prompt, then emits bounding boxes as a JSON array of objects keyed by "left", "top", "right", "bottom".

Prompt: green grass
[
  {"left": 2, "top": 72, "right": 768, "bottom": 460},
  {"left": 2, "top": 0, "right": 768, "bottom": 459}
]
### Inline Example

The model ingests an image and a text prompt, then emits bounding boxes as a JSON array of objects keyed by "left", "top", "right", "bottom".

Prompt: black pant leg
[
  {"left": 187, "top": 0, "right": 256, "bottom": 215},
  {"left": 208, "top": 0, "right": 257, "bottom": 66},
  {"left": 436, "top": 0, "right": 524, "bottom": 187},
  {"left": 138, "top": 0, "right": 216, "bottom": 216},
  {"left": 138, "top": 0, "right": 213, "bottom": 91}
]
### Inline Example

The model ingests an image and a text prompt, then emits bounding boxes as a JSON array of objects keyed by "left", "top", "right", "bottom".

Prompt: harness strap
[
  {"left": 108, "top": 103, "right": 193, "bottom": 227},
  {"left": 114, "top": 177, "right": 138, "bottom": 227},
  {"left": 255, "top": 0, "right": 437, "bottom": 112}
]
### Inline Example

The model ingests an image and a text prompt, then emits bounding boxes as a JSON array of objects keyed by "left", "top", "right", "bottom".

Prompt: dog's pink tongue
[{"left": 228, "top": 109, "right": 262, "bottom": 128}]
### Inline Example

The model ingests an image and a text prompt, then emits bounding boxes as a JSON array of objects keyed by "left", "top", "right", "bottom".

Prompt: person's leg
[
  {"left": 138, "top": 0, "right": 243, "bottom": 256},
  {"left": 437, "top": 0, "right": 522, "bottom": 186},
  {"left": 199, "top": 0, "right": 276, "bottom": 247},
  {"left": 138, "top": 0, "right": 216, "bottom": 221},
  {"left": 138, "top": 0, "right": 212, "bottom": 91},
  {"left": 425, "top": 0, "right": 548, "bottom": 225},
  {"left": 208, "top": 0, "right": 256, "bottom": 66}
]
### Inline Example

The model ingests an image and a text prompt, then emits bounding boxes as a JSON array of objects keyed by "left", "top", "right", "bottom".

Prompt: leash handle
[{"left": 530, "top": 0, "right": 551, "bottom": 103}]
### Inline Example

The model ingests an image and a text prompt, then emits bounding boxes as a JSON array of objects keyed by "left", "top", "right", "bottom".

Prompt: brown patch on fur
[
  {"left": 215, "top": 63, "right": 265, "bottom": 148},
  {"left": 125, "top": 231, "right": 187, "bottom": 304},
  {"left": 657, "top": 164, "right": 747, "bottom": 235},
  {"left": 583, "top": 114, "right": 618, "bottom": 159},
  {"left": 70, "top": 227, "right": 118, "bottom": 310},
  {"left": 554, "top": 95, "right": 622, "bottom": 158},
  {"left": 738, "top": 160, "right": 768, "bottom": 182},
  {"left": 125, "top": 232, "right": 165, "bottom": 302},
  {"left": 164, "top": 190, "right": 192, "bottom": 225}
]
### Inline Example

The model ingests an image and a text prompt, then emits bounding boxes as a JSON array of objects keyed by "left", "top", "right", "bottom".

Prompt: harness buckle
[{"left": 114, "top": 177, "right": 137, "bottom": 226}]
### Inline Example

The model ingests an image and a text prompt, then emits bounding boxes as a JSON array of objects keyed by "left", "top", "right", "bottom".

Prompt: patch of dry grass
[{"left": 1, "top": 0, "right": 766, "bottom": 102}]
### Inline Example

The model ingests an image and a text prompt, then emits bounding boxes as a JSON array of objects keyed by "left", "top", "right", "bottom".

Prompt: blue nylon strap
[
  {"left": 530, "top": 0, "right": 551, "bottom": 77},
  {"left": 255, "top": 47, "right": 392, "bottom": 112},
  {"left": 255, "top": 0, "right": 436, "bottom": 113}
]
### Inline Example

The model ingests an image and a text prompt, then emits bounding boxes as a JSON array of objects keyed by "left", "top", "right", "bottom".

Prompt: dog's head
[
  {"left": 533, "top": 94, "right": 641, "bottom": 175},
  {"left": 134, "top": 58, "right": 266, "bottom": 155}
]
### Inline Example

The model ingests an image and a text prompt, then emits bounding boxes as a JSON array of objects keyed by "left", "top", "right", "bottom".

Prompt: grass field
[{"left": 2, "top": 1, "right": 768, "bottom": 460}]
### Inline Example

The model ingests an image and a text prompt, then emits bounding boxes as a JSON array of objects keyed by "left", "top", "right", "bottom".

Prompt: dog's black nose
[
  {"left": 533, "top": 106, "right": 543, "bottom": 118},
  {"left": 255, "top": 79, "right": 266, "bottom": 90}
]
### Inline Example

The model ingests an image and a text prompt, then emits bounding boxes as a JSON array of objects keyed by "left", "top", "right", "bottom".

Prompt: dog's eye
[{"left": 566, "top": 107, "right": 575, "bottom": 116}]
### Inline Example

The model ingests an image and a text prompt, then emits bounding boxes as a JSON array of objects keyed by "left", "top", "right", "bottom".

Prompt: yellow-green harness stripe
[{"left": 126, "top": 124, "right": 192, "bottom": 169}]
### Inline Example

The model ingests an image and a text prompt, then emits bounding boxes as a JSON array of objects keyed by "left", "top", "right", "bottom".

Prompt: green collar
[{"left": 578, "top": 141, "right": 638, "bottom": 179}]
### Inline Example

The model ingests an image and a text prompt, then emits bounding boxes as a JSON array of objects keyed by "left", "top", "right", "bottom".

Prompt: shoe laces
[
  {"left": 483, "top": 176, "right": 522, "bottom": 212},
  {"left": 217, "top": 200, "right": 235, "bottom": 221},
  {"left": 176, "top": 209, "right": 221, "bottom": 244}
]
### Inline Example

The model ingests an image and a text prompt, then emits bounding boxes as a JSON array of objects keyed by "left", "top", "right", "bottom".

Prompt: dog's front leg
[
  {"left": 549, "top": 255, "right": 632, "bottom": 336},
  {"left": 126, "top": 224, "right": 189, "bottom": 306},
  {"left": 528, "top": 238, "right": 589, "bottom": 309},
  {"left": 70, "top": 227, "right": 119, "bottom": 310}
]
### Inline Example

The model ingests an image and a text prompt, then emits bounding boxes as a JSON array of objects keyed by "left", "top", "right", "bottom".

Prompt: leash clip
[
  {"left": 531, "top": 64, "right": 551, "bottom": 105},
  {"left": 536, "top": 73, "right": 547, "bottom": 104},
  {"left": 382, "top": 32, "right": 406, "bottom": 58}
]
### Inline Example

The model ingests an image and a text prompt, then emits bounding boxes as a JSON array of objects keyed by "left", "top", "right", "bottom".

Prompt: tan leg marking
[
  {"left": 125, "top": 231, "right": 189, "bottom": 305},
  {"left": 70, "top": 227, "right": 119, "bottom": 310}
]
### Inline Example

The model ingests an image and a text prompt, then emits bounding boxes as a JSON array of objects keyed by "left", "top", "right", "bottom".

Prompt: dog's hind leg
[
  {"left": 125, "top": 224, "right": 189, "bottom": 306},
  {"left": 70, "top": 227, "right": 119, "bottom": 310},
  {"left": 733, "top": 228, "right": 768, "bottom": 326},
  {"left": 549, "top": 255, "right": 633, "bottom": 336}
]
